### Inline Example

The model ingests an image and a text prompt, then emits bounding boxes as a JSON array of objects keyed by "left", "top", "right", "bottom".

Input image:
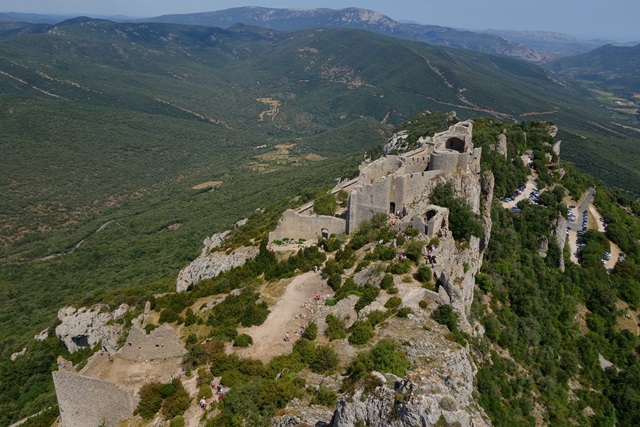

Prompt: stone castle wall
[
  {"left": 268, "top": 209, "right": 347, "bottom": 242},
  {"left": 273, "top": 120, "right": 480, "bottom": 241},
  {"left": 53, "top": 371, "right": 135, "bottom": 427}
]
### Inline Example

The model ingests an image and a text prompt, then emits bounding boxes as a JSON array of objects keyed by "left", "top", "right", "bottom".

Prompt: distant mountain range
[
  {"left": 547, "top": 43, "right": 640, "bottom": 94},
  {"left": 139, "top": 6, "right": 545, "bottom": 62},
  {"left": 138, "top": 6, "right": 629, "bottom": 63},
  {"left": 2, "top": 7, "right": 627, "bottom": 63}
]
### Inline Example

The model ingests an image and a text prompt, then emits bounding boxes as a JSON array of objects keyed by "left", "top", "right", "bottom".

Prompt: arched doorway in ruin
[{"left": 445, "top": 137, "right": 465, "bottom": 153}]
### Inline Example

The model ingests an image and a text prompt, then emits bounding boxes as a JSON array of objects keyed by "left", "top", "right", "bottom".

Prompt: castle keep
[{"left": 269, "top": 120, "right": 481, "bottom": 242}]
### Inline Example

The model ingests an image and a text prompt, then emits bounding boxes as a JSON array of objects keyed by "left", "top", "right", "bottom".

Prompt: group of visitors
[
  {"left": 199, "top": 380, "right": 230, "bottom": 410},
  {"left": 423, "top": 244, "right": 437, "bottom": 265}
]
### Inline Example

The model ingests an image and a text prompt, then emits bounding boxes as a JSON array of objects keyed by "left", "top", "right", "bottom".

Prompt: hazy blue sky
[{"left": 2, "top": 1, "right": 639, "bottom": 41}]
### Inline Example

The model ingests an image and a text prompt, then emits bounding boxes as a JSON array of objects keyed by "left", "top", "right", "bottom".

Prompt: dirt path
[
  {"left": 235, "top": 271, "right": 332, "bottom": 362},
  {"left": 605, "top": 241, "right": 622, "bottom": 270},
  {"left": 568, "top": 230, "right": 579, "bottom": 265},
  {"left": 587, "top": 204, "right": 620, "bottom": 269}
]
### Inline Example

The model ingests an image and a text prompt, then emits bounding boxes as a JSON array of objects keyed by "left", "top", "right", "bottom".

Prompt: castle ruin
[
  {"left": 269, "top": 120, "right": 481, "bottom": 242},
  {"left": 52, "top": 324, "right": 187, "bottom": 427}
]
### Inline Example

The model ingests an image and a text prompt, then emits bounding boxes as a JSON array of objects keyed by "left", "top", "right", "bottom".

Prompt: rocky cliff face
[
  {"left": 176, "top": 231, "right": 258, "bottom": 292},
  {"left": 273, "top": 311, "right": 490, "bottom": 427},
  {"left": 55, "top": 303, "right": 128, "bottom": 353},
  {"left": 332, "top": 319, "right": 491, "bottom": 427}
]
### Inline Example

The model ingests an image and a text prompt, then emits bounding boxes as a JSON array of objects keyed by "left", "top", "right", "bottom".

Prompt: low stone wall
[
  {"left": 119, "top": 325, "right": 187, "bottom": 362},
  {"left": 269, "top": 209, "right": 346, "bottom": 243},
  {"left": 53, "top": 371, "right": 135, "bottom": 427}
]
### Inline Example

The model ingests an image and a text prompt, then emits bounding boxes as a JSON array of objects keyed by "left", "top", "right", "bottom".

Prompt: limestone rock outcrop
[
  {"left": 176, "top": 230, "right": 258, "bottom": 292},
  {"left": 552, "top": 214, "right": 568, "bottom": 271},
  {"left": 10, "top": 348, "right": 26, "bottom": 361},
  {"left": 331, "top": 316, "right": 490, "bottom": 427},
  {"left": 538, "top": 235, "right": 549, "bottom": 257},
  {"left": 55, "top": 304, "right": 128, "bottom": 353},
  {"left": 34, "top": 328, "right": 49, "bottom": 341},
  {"left": 490, "top": 132, "right": 508, "bottom": 159}
]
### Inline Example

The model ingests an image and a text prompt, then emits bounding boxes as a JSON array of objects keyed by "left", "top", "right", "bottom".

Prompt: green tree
[{"left": 314, "top": 192, "right": 337, "bottom": 216}]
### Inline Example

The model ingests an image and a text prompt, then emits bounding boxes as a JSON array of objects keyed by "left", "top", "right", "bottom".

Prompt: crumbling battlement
[
  {"left": 119, "top": 324, "right": 187, "bottom": 362},
  {"left": 268, "top": 209, "right": 347, "bottom": 243},
  {"left": 269, "top": 120, "right": 480, "bottom": 241},
  {"left": 347, "top": 120, "right": 479, "bottom": 232},
  {"left": 52, "top": 323, "right": 187, "bottom": 426}
]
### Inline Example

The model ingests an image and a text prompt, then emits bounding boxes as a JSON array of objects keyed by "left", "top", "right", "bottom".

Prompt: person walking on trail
[{"left": 200, "top": 397, "right": 206, "bottom": 410}]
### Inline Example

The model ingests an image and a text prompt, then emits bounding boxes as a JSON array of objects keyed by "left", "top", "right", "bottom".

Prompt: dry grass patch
[{"left": 191, "top": 180, "right": 223, "bottom": 190}]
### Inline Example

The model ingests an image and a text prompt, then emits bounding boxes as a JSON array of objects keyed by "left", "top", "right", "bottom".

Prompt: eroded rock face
[
  {"left": 552, "top": 214, "right": 568, "bottom": 272},
  {"left": 497, "top": 133, "right": 508, "bottom": 159},
  {"left": 176, "top": 231, "right": 258, "bottom": 292},
  {"left": 331, "top": 315, "right": 490, "bottom": 427},
  {"left": 55, "top": 304, "right": 128, "bottom": 354}
]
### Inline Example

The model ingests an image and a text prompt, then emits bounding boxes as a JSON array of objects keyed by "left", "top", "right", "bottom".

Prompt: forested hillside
[
  {"left": 1, "top": 17, "right": 640, "bottom": 426},
  {"left": 470, "top": 118, "right": 640, "bottom": 426}
]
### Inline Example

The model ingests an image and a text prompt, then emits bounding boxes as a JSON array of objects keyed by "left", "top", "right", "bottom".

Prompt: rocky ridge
[
  {"left": 176, "top": 231, "right": 258, "bottom": 292},
  {"left": 55, "top": 303, "right": 129, "bottom": 353}
]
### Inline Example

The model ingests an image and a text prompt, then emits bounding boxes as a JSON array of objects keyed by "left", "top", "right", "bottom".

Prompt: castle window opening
[
  {"left": 321, "top": 228, "right": 329, "bottom": 239},
  {"left": 390, "top": 202, "right": 396, "bottom": 214}
]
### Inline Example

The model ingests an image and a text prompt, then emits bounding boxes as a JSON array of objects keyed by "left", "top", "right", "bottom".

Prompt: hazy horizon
[{"left": 1, "top": 1, "right": 639, "bottom": 42}]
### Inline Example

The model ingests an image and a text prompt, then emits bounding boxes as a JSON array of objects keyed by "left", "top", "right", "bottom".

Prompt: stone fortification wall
[
  {"left": 428, "top": 150, "right": 460, "bottom": 172},
  {"left": 411, "top": 205, "right": 449, "bottom": 238},
  {"left": 400, "top": 152, "right": 431, "bottom": 174},
  {"left": 269, "top": 209, "right": 346, "bottom": 242},
  {"left": 119, "top": 325, "right": 186, "bottom": 362},
  {"left": 428, "top": 147, "right": 481, "bottom": 174},
  {"left": 359, "top": 156, "right": 403, "bottom": 185},
  {"left": 53, "top": 370, "right": 135, "bottom": 427}
]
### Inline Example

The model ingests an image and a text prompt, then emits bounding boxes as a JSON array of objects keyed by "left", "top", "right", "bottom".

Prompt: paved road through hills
[{"left": 567, "top": 187, "right": 596, "bottom": 232}]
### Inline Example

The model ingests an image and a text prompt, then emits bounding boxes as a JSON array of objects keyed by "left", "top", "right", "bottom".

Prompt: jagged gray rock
[
  {"left": 538, "top": 235, "right": 549, "bottom": 257},
  {"left": 176, "top": 230, "right": 258, "bottom": 292},
  {"left": 34, "top": 328, "right": 49, "bottom": 341},
  {"left": 10, "top": 348, "right": 26, "bottom": 361},
  {"left": 55, "top": 304, "right": 128, "bottom": 354},
  {"left": 552, "top": 214, "right": 568, "bottom": 271},
  {"left": 330, "top": 316, "right": 490, "bottom": 427},
  {"left": 490, "top": 132, "right": 508, "bottom": 159}
]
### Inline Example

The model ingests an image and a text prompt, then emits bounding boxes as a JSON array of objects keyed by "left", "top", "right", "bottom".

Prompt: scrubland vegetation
[{"left": 0, "top": 16, "right": 639, "bottom": 425}]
